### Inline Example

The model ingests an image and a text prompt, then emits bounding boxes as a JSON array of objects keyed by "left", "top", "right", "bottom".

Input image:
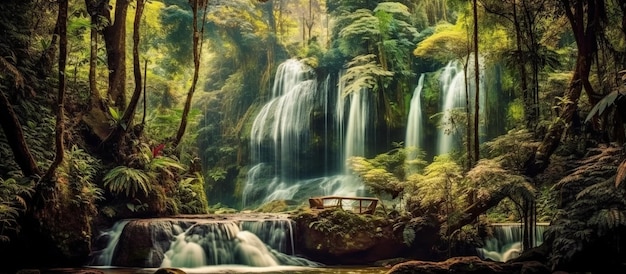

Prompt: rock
[
  {"left": 293, "top": 210, "right": 432, "bottom": 264},
  {"left": 154, "top": 268, "right": 187, "bottom": 274},
  {"left": 386, "top": 256, "right": 550, "bottom": 274}
]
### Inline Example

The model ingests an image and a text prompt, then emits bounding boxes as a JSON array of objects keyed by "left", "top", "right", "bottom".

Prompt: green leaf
[{"left": 585, "top": 89, "right": 620, "bottom": 123}]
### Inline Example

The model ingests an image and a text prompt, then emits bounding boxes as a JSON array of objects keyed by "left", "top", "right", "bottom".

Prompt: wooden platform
[{"left": 308, "top": 195, "right": 379, "bottom": 214}]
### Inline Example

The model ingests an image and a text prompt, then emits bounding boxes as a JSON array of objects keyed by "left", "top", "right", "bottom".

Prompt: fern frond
[
  {"left": 103, "top": 166, "right": 153, "bottom": 197},
  {"left": 615, "top": 160, "right": 626, "bottom": 187},
  {"left": 0, "top": 55, "right": 24, "bottom": 88},
  {"left": 589, "top": 208, "right": 626, "bottom": 236},
  {"left": 149, "top": 156, "right": 185, "bottom": 178}
]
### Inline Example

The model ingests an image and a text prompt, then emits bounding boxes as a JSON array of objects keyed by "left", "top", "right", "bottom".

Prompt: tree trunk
[
  {"left": 40, "top": 0, "right": 68, "bottom": 184},
  {"left": 173, "top": 0, "right": 206, "bottom": 148},
  {"left": 0, "top": 91, "right": 41, "bottom": 177},
  {"left": 472, "top": 0, "right": 480, "bottom": 168},
  {"left": 102, "top": 0, "right": 129, "bottom": 108},
  {"left": 527, "top": 0, "right": 601, "bottom": 176},
  {"left": 103, "top": 0, "right": 145, "bottom": 148},
  {"left": 446, "top": 185, "right": 511, "bottom": 235},
  {"left": 85, "top": 0, "right": 103, "bottom": 107}
]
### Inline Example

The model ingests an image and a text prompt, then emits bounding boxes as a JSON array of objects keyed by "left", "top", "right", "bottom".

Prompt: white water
[
  {"left": 477, "top": 223, "right": 546, "bottom": 262},
  {"left": 88, "top": 220, "right": 130, "bottom": 266},
  {"left": 243, "top": 60, "right": 371, "bottom": 208},
  {"left": 89, "top": 217, "right": 319, "bottom": 268},
  {"left": 244, "top": 59, "right": 317, "bottom": 207},
  {"left": 436, "top": 57, "right": 485, "bottom": 155},
  {"left": 405, "top": 74, "right": 425, "bottom": 175},
  {"left": 437, "top": 60, "right": 464, "bottom": 155}
]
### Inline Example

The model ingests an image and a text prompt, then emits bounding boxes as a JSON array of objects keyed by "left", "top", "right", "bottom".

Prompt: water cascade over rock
[
  {"left": 477, "top": 223, "right": 546, "bottom": 262},
  {"left": 88, "top": 215, "right": 321, "bottom": 269}
]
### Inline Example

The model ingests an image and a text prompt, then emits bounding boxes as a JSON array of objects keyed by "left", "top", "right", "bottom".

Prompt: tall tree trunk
[
  {"left": 85, "top": 0, "right": 103, "bottom": 107},
  {"left": 512, "top": 0, "right": 532, "bottom": 128},
  {"left": 0, "top": 91, "right": 41, "bottom": 177},
  {"left": 102, "top": 0, "right": 129, "bottom": 108},
  {"left": 173, "top": 0, "right": 207, "bottom": 148},
  {"left": 103, "top": 0, "right": 145, "bottom": 147},
  {"left": 528, "top": 0, "right": 602, "bottom": 176},
  {"left": 472, "top": 0, "right": 480, "bottom": 167},
  {"left": 40, "top": 0, "right": 68, "bottom": 184}
]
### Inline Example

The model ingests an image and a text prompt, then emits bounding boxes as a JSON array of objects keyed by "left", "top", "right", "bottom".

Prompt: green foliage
[
  {"left": 413, "top": 22, "right": 468, "bottom": 62},
  {"left": 254, "top": 200, "right": 290, "bottom": 213},
  {"left": 338, "top": 9, "right": 380, "bottom": 56},
  {"left": 159, "top": 4, "right": 193, "bottom": 69},
  {"left": 546, "top": 179, "right": 626, "bottom": 269},
  {"left": 483, "top": 129, "right": 537, "bottom": 171},
  {"left": 341, "top": 54, "right": 393, "bottom": 96},
  {"left": 404, "top": 146, "right": 428, "bottom": 175},
  {"left": 103, "top": 140, "right": 188, "bottom": 202},
  {"left": 0, "top": 177, "right": 33, "bottom": 242},
  {"left": 148, "top": 156, "right": 185, "bottom": 178},
  {"left": 506, "top": 99, "right": 525, "bottom": 128},
  {"left": 305, "top": 208, "right": 384, "bottom": 238},
  {"left": 206, "top": 167, "right": 227, "bottom": 183},
  {"left": 107, "top": 106, "right": 122, "bottom": 127},
  {"left": 406, "top": 154, "right": 463, "bottom": 217},
  {"left": 466, "top": 158, "right": 535, "bottom": 205},
  {"left": 348, "top": 145, "right": 421, "bottom": 200},
  {"left": 175, "top": 172, "right": 209, "bottom": 214},
  {"left": 103, "top": 166, "right": 153, "bottom": 198},
  {"left": 585, "top": 84, "right": 626, "bottom": 124},
  {"left": 57, "top": 145, "right": 103, "bottom": 210}
]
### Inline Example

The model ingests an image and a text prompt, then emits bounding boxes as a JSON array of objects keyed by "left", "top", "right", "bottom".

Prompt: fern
[
  {"left": 148, "top": 156, "right": 185, "bottom": 178},
  {"left": 0, "top": 177, "right": 34, "bottom": 242},
  {"left": 103, "top": 166, "right": 152, "bottom": 197},
  {"left": 176, "top": 172, "right": 208, "bottom": 214}
]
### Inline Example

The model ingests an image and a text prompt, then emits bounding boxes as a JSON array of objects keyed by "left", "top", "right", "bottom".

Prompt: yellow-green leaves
[
  {"left": 341, "top": 54, "right": 393, "bottom": 96},
  {"left": 413, "top": 22, "right": 468, "bottom": 62}
]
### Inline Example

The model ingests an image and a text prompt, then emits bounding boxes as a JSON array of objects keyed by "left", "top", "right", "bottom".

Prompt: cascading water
[
  {"left": 405, "top": 74, "right": 425, "bottom": 175},
  {"left": 477, "top": 223, "right": 546, "bottom": 262},
  {"left": 436, "top": 56, "right": 486, "bottom": 156},
  {"left": 89, "top": 216, "right": 321, "bottom": 269},
  {"left": 437, "top": 60, "right": 464, "bottom": 155},
  {"left": 243, "top": 60, "right": 371, "bottom": 208},
  {"left": 244, "top": 59, "right": 317, "bottom": 207},
  {"left": 321, "top": 85, "right": 371, "bottom": 197}
]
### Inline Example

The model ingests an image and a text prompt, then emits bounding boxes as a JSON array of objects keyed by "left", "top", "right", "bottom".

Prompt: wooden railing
[{"left": 308, "top": 195, "right": 379, "bottom": 214}]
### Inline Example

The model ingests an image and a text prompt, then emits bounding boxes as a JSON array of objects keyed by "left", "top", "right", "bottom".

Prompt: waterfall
[
  {"left": 318, "top": 76, "right": 371, "bottom": 198},
  {"left": 244, "top": 59, "right": 317, "bottom": 207},
  {"left": 88, "top": 220, "right": 130, "bottom": 266},
  {"left": 89, "top": 216, "right": 320, "bottom": 268},
  {"left": 243, "top": 60, "right": 372, "bottom": 208},
  {"left": 477, "top": 223, "right": 546, "bottom": 262},
  {"left": 436, "top": 56, "right": 486, "bottom": 156},
  {"left": 405, "top": 74, "right": 425, "bottom": 175},
  {"left": 437, "top": 60, "right": 464, "bottom": 155}
]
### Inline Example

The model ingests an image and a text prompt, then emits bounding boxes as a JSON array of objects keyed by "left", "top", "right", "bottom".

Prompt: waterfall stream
[
  {"left": 405, "top": 74, "right": 425, "bottom": 175},
  {"left": 89, "top": 215, "right": 320, "bottom": 269},
  {"left": 242, "top": 59, "right": 370, "bottom": 208},
  {"left": 477, "top": 223, "right": 547, "bottom": 262}
]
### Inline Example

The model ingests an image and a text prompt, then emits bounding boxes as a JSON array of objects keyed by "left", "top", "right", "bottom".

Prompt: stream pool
[{"left": 43, "top": 266, "right": 390, "bottom": 274}]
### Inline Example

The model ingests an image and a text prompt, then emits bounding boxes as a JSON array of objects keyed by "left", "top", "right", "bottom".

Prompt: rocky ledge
[{"left": 387, "top": 256, "right": 549, "bottom": 274}]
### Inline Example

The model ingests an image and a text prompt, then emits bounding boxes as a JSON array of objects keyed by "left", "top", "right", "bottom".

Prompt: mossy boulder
[{"left": 292, "top": 208, "right": 438, "bottom": 264}]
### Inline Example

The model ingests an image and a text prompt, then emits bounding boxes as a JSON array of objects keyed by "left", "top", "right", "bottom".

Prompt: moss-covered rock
[{"left": 292, "top": 208, "right": 437, "bottom": 264}]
